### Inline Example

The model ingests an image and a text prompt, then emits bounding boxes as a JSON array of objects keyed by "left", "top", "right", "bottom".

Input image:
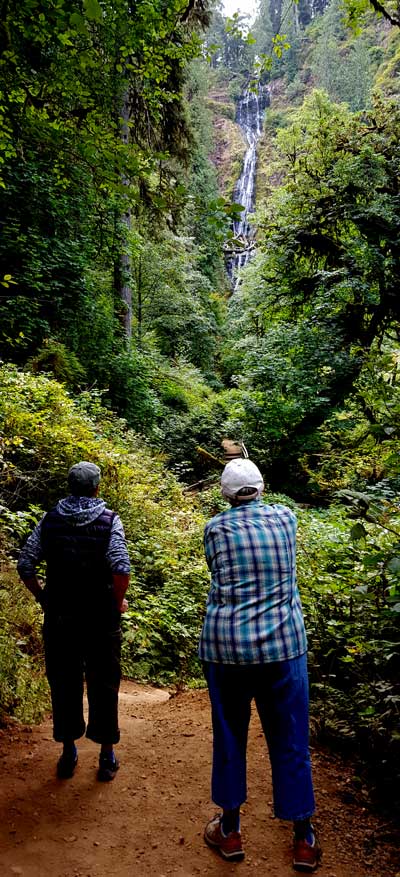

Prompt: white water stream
[{"left": 226, "top": 85, "right": 269, "bottom": 289}]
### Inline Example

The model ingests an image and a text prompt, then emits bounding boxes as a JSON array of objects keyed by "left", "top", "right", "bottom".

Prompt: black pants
[{"left": 43, "top": 615, "right": 121, "bottom": 744}]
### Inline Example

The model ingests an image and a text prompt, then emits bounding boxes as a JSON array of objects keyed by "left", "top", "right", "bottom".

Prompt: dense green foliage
[
  {"left": 0, "top": 0, "right": 225, "bottom": 391},
  {"left": 0, "top": 365, "right": 209, "bottom": 714},
  {"left": 298, "top": 501, "right": 400, "bottom": 800},
  {"left": 224, "top": 90, "right": 400, "bottom": 488}
]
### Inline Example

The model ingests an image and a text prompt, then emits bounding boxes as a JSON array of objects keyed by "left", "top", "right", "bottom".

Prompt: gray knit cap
[{"left": 67, "top": 461, "right": 101, "bottom": 495}]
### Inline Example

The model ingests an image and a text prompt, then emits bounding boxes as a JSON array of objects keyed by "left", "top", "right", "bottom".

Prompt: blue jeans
[{"left": 204, "top": 654, "right": 315, "bottom": 821}]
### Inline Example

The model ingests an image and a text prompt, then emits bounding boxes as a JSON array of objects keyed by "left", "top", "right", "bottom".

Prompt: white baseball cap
[{"left": 221, "top": 459, "right": 264, "bottom": 499}]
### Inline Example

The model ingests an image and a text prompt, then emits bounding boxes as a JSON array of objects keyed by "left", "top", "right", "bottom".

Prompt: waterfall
[{"left": 226, "top": 84, "right": 269, "bottom": 290}]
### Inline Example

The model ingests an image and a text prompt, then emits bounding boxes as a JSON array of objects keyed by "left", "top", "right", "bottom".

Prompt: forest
[{"left": 0, "top": 0, "right": 399, "bottom": 813}]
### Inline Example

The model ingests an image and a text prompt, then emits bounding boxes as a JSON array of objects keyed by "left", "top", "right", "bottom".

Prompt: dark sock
[
  {"left": 100, "top": 748, "right": 115, "bottom": 762},
  {"left": 222, "top": 808, "right": 240, "bottom": 835},
  {"left": 294, "top": 819, "right": 314, "bottom": 845}
]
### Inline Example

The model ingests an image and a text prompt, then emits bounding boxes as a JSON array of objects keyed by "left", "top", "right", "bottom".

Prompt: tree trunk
[
  {"left": 136, "top": 256, "right": 142, "bottom": 347},
  {"left": 114, "top": 89, "right": 132, "bottom": 344}
]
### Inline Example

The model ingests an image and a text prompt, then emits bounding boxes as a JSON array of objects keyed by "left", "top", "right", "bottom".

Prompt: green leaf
[
  {"left": 386, "top": 556, "right": 400, "bottom": 574},
  {"left": 350, "top": 523, "right": 367, "bottom": 541},
  {"left": 83, "top": 0, "right": 102, "bottom": 21},
  {"left": 69, "top": 12, "right": 87, "bottom": 33}
]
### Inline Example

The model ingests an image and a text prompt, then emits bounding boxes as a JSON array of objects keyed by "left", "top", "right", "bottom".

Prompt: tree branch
[
  {"left": 368, "top": 0, "right": 400, "bottom": 27},
  {"left": 180, "top": 0, "right": 204, "bottom": 23}
]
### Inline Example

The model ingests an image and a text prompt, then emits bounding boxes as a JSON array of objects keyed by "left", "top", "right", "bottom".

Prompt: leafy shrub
[
  {"left": 0, "top": 364, "right": 210, "bottom": 704},
  {"left": 27, "top": 338, "right": 86, "bottom": 387},
  {"left": 104, "top": 350, "right": 158, "bottom": 433},
  {"left": 297, "top": 501, "right": 400, "bottom": 805},
  {"left": 0, "top": 513, "right": 50, "bottom": 725},
  {"left": 158, "top": 381, "right": 190, "bottom": 412}
]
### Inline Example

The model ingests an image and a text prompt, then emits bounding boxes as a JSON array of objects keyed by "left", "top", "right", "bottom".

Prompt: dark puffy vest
[{"left": 41, "top": 506, "right": 118, "bottom": 623}]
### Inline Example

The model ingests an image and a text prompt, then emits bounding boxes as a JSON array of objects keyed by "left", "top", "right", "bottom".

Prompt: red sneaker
[
  {"left": 204, "top": 815, "right": 244, "bottom": 861},
  {"left": 293, "top": 834, "right": 322, "bottom": 872}
]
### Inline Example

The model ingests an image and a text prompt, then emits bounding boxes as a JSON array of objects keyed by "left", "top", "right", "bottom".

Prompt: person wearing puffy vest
[{"left": 18, "top": 461, "right": 130, "bottom": 782}]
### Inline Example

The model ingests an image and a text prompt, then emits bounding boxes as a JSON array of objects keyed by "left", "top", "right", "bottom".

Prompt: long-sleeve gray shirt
[{"left": 17, "top": 495, "right": 131, "bottom": 579}]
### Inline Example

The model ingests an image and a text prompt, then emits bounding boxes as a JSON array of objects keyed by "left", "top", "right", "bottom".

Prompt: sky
[{"left": 222, "top": 0, "right": 258, "bottom": 20}]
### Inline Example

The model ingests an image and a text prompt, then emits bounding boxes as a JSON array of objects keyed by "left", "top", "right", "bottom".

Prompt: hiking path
[{"left": 0, "top": 681, "right": 398, "bottom": 877}]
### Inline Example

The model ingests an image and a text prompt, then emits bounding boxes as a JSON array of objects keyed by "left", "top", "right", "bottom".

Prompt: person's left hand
[{"left": 120, "top": 598, "right": 129, "bottom": 613}]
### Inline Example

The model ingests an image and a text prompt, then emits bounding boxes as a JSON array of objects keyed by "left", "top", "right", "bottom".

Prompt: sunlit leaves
[{"left": 1, "top": 275, "right": 17, "bottom": 289}]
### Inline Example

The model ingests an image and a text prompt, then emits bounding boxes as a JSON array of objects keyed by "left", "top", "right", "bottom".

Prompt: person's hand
[{"left": 120, "top": 598, "right": 129, "bottom": 613}]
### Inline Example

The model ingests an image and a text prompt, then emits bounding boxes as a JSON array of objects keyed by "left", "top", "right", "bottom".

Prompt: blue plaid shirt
[{"left": 199, "top": 500, "right": 307, "bottom": 664}]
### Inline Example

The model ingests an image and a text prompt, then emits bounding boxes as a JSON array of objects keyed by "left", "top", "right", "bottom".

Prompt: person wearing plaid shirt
[{"left": 200, "top": 459, "right": 321, "bottom": 872}]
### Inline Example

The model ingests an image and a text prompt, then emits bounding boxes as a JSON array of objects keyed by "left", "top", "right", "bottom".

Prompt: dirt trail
[{"left": 0, "top": 680, "right": 398, "bottom": 877}]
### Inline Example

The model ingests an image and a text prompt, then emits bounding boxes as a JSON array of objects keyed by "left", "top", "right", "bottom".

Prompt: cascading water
[{"left": 226, "top": 84, "right": 269, "bottom": 290}]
